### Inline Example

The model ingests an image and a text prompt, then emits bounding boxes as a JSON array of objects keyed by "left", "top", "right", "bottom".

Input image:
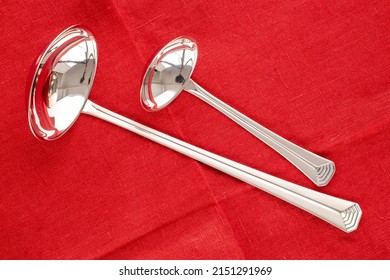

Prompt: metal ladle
[
  {"left": 141, "top": 38, "right": 335, "bottom": 186},
  {"left": 28, "top": 26, "right": 361, "bottom": 232}
]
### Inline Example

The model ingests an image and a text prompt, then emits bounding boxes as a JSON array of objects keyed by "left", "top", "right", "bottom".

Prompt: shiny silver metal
[
  {"left": 141, "top": 38, "right": 336, "bottom": 186},
  {"left": 28, "top": 26, "right": 97, "bottom": 140},
  {"left": 28, "top": 27, "right": 361, "bottom": 232}
]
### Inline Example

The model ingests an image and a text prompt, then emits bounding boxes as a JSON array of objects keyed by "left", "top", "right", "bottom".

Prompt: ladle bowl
[
  {"left": 28, "top": 27, "right": 361, "bottom": 233},
  {"left": 28, "top": 26, "right": 97, "bottom": 140},
  {"left": 141, "top": 38, "right": 197, "bottom": 111},
  {"left": 141, "top": 37, "right": 336, "bottom": 186}
]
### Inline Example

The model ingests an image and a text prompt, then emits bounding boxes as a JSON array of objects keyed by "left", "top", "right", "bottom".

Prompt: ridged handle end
[
  {"left": 340, "top": 204, "right": 362, "bottom": 233},
  {"left": 315, "top": 161, "right": 336, "bottom": 186}
]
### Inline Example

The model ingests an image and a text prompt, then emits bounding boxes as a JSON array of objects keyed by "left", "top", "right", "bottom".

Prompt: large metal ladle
[
  {"left": 28, "top": 27, "right": 361, "bottom": 232},
  {"left": 141, "top": 37, "right": 335, "bottom": 186}
]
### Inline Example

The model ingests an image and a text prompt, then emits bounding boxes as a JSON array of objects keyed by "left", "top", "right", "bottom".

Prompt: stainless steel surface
[
  {"left": 83, "top": 100, "right": 361, "bottom": 233},
  {"left": 28, "top": 26, "right": 97, "bottom": 140},
  {"left": 28, "top": 27, "right": 362, "bottom": 232},
  {"left": 141, "top": 37, "right": 336, "bottom": 186}
]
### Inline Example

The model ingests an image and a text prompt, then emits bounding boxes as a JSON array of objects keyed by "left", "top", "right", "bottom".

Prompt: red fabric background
[{"left": 0, "top": 0, "right": 389, "bottom": 259}]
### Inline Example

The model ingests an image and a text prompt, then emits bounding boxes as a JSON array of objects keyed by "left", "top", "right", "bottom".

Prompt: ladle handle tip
[{"left": 339, "top": 203, "right": 362, "bottom": 233}]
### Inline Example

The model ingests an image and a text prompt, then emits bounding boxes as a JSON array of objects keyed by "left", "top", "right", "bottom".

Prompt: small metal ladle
[{"left": 141, "top": 38, "right": 335, "bottom": 186}]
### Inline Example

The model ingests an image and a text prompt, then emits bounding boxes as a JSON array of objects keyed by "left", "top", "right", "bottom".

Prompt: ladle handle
[
  {"left": 82, "top": 100, "right": 361, "bottom": 233},
  {"left": 185, "top": 79, "right": 335, "bottom": 186}
]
